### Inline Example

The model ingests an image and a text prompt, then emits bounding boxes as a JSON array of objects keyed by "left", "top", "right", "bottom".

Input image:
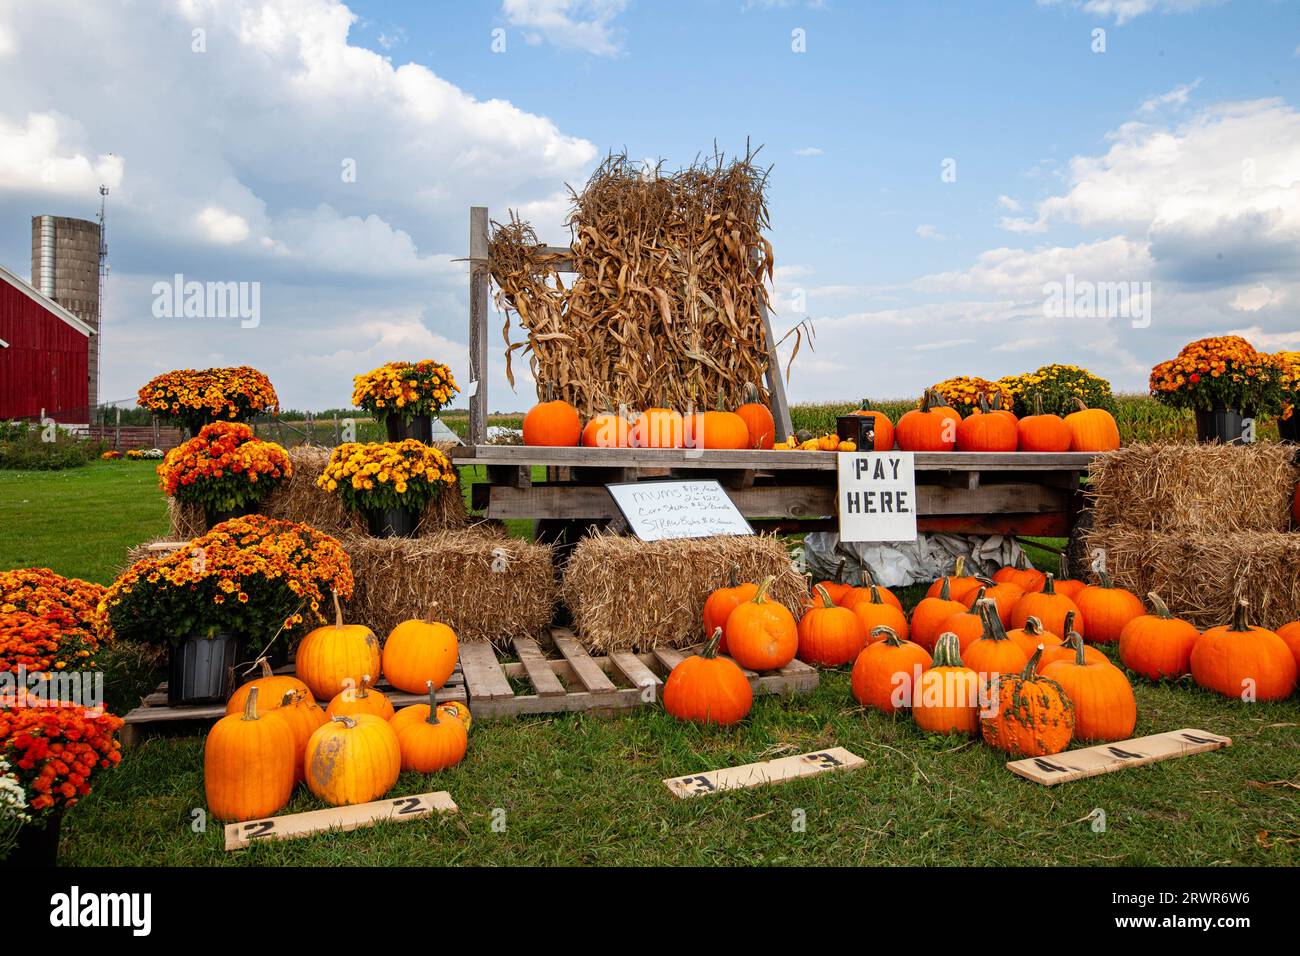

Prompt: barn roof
[{"left": 0, "top": 262, "right": 95, "bottom": 337}]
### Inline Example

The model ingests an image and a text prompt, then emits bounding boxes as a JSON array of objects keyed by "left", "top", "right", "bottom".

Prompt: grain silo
[{"left": 31, "top": 215, "right": 102, "bottom": 411}]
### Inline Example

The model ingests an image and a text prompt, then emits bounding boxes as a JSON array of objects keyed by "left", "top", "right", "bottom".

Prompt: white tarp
[{"left": 800, "top": 532, "right": 1027, "bottom": 589}]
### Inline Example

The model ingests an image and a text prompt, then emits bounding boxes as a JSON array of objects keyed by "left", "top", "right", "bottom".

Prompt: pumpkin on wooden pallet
[
  {"left": 849, "top": 402, "right": 895, "bottom": 452},
  {"left": 1118, "top": 593, "right": 1200, "bottom": 681},
  {"left": 736, "top": 387, "right": 776, "bottom": 450},
  {"left": 395, "top": 682, "right": 468, "bottom": 772},
  {"left": 912, "top": 632, "right": 980, "bottom": 737},
  {"left": 226, "top": 657, "right": 313, "bottom": 716},
  {"left": 980, "top": 647, "right": 1075, "bottom": 757},
  {"left": 663, "top": 628, "right": 753, "bottom": 726},
  {"left": 1042, "top": 634, "right": 1136, "bottom": 742},
  {"left": 304, "top": 713, "right": 401, "bottom": 807},
  {"left": 1016, "top": 395, "right": 1072, "bottom": 453},
  {"left": 383, "top": 610, "right": 459, "bottom": 694},
  {"left": 1190, "top": 600, "right": 1297, "bottom": 701},
  {"left": 798, "top": 584, "right": 866, "bottom": 666},
  {"left": 725, "top": 576, "right": 798, "bottom": 671},
  {"left": 581, "top": 409, "right": 633, "bottom": 448},
  {"left": 702, "top": 568, "right": 760, "bottom": 651},
  {"left": 956, "top": 395, "right": 1018, "bottom": 452},
  {"left": 326, "top": 675, "right": 395, "bottom": 721},
  {"left": 295, "top": 591, "right": 382, "bottom": 701},
  {"left": 204, "top": 686, "right": 296, "bottom": 823},
  {"left": 851, "top": 625, "right": 931, "bottom": 714}
]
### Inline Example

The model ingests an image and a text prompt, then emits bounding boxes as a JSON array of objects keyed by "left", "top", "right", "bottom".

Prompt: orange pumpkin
[
  {"left": 630, "top": 407, "right": 684, "bottom": 448},
  {"left": 736, "top": 391, "right": 776, "bottom": 450},
  {"left": 1064, "top": 398, "right": 1120, "bottom": 452},
  {"left": 956, "top": 395, "right": 1018, "bottom": 452},
  {"left": 938, "top": 599, "right": 987, "bottom": 652},
  {"left": 992, "top": 552, "right": 1047, "bottom": 593},
  {"left": 1006, "top": 615, "right": 1061, "bottom": 660},
  {"left": 910, "top": 578, "right": 969, "bottom": 653},
  {"left": 980, "top": 647, "right": 1075, "bottom": 757},
  {"left": 1017, "top": 394, "right": 1072, "bottom": 452},
  {"left": 523, "top": 397, "right": 582, "bottom": 446},
  {"left": 798, "top": 585, "right": 866, "bottom": 666},
  {"left": 1190, "top": 599, "right": 1297, "bottom": 701},
  {"left": 395, "top": 681, "right": 468, "bottom": 772},
  {"left": 895, "top": 389, "right": 959, "bottom": 452},
  {"left": 724, "top": 576, "right": 799, "bottom": 671},
  {"left": 1042, "top": 634, "right": 1136, "bottom": 742},
  {"left": 702, "top": 569, "right": 760, "bottom": 650},
  {"left": 581, "top": 412, "right": 632, "bottom": 448},
  {"left": 1037, "top": 615, "right": 1108, "bottom": 670},
  {"left": 1010, "top": 574, "right": 1085, "bottom": 642},
  {"left": 294, "top": 591, "right": 382, "bottom": 701},
  {"left": 813, "top": 558, "right": 854, "bottom": 604},
  {"left": 841, "top": 567, "right": 903, "bottom": 610},
  {"left": 304, "top": 713, "right": 401, "bottom": 807},
  {"left": 1276, "top": 620, "right": 1300, "bottom": 672},
  {"left": 1118, "top": 593, "right": 1200, "bottom": 681},
  {"left": 850, "top": 404, "right": 895, "bottom": 451},
  {"left": 850, "top": 626, "right": 932, "bottom": 713},
  {"left": 912, "top": 632, "right": 981, "bottom": 737},
  {"left": 848, "top": 584, "right": 909, "bottom": 643},
  {"left": 266, "top": 689, "right": 327, "bottom": 783},
  {"left": 925, "top": 555, "right": 981, "bottom": 603},
  {"left": 226, "top": 656, "right": 312, "bottom": 716},
  {"left": 1073, "top": 572, "right": 1144, "bottom": 644},
  {"left": 326, "top": 675, "right": 395, "bottom": 722},
  {"left": 390, "top": 697, "right": 468, "bottom": 735},
  {"left": 691, "top": 408, "right": 750, "bottom": 450},
  {"left": 962, "top": 600, "right": 1030, "bottom": 684},
  {"left": 961, "top": 578, "right": 1023, "bottom": 627},
  {"left": 662, "top": 628, "right": 754, "bottom": 726},
  {"left": 382, "top": 611, "right": 459, "bottom": 694},
  {"left": 204, "top": 686, "right": 297, "bottom": 823}
]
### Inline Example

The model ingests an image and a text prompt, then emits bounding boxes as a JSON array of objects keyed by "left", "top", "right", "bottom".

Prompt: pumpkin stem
[
  {"left": 1096, "top": 569, "right": 1114, "bottom": 589},
  {"left": 1062, "top": 610, "right": 1076, "bottom": 638},
  {"left": 424, "top": 680, "right": 442, "bottom": 725},
  {"left": 870, "top": 625, "right": 905, "bottom": 647},
  {"left": 813, "top": 583, "right": 836, "bottom": 609},
  {"left": 1040, "top": 573, "right": 1057, "bottom": 596},
  {"left": 1032, "top": 393, "right": 1045, "bottom": 417},
  {"left": 750, "top": 575, "right": 775, "bottom": 604},
  {"left": 938, "top": 577, "right": 952, "bottom": 601},
  {"left": 1073, "top": 396, "right": 1088, "bottom": 412},
  {"left": 331, "top": 714, "right": 357, "bottom": 729},
  {"left": 932, "top": 632, "right": 965, "bottom": 668},
  {"left": 971, "top": 585, "right": 989, "bottom": 605},
  {"left": 953, "top": 555, "right": 966, "bottom": 579},
  {"left": 977, "top": 599, "right": 1009, "bottom": 642},
  {"left": 702, "top": 627, "right": 724, "bottom": 659},
  {"left": 977, "top": 393, "right": 991, "bottom": 415},
  {"left": 279, "top": 690, "right": 297, "bottom": 708},
  {"left": 1015, "top": 551, "right": 1031, "bottom": 572},
  {"left": 242, "top": 685, "right": 262, "bottom": 721},
  {"left": 1024, "top": 616, "right": 1044, "bottom": 637},
  {"left": 254, "top": 656, "right": 274, "bottom": 680},
  {"left": 1230, "top": 599, "right": 1250, "bottom": 633},
  {"left": 331, "top": 589, "right": 344, "bottom": 629},
  {"left": 357, "top": 675, "right": 372, "bottom": 700},
  {"left": 834, "top": 557, "right": 846, "bottom": 584},
  {"left": 1023, "top": 644, "right": 1045, "bottom": 677},
  {"left": 868, "top": 584, "right": 884, "bottom": 606},
  {"left": 1146, "top": 592, "right": 1173, "bottom": 620},
  {"left": 1067, "top": 632, "right": 1088, "bottom": 666}
]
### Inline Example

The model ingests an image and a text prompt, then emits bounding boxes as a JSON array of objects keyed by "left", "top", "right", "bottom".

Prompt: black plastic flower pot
[
  {"left": 385, "top": 413, "right": 432, "bottom": 444},
  {"left": 203, "top": 501, "right": 258, "bottom": 531},
  {"left": 2, "top": 811, "right": 62, "bottom": 868},
  {"left": 1278, "top": 414, "right": 1300, "bottom": 444},
  {"left": 365, "top": 505, "right": 421, "bottom": 538},
  {"left": 1194, "top": 406, "right": 1251, "bottom": 444},
  {"left": 168, "top": 632, "right": 242, "bottom": 706}
]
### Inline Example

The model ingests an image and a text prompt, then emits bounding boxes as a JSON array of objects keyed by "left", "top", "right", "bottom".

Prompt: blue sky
[{"left": 1, "top": 0, "right": 1298, "bottom": 412}]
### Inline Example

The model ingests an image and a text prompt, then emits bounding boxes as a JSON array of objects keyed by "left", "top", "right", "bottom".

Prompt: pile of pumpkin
[
  {"left": 666, "top": 557, "right": 1299, "bottom": 756},
  {"left": 204, "top": 597, "right": 470, "bottom": 823},
  {"left": 522, "top": 391, "right": 778, "bottom": 449}
]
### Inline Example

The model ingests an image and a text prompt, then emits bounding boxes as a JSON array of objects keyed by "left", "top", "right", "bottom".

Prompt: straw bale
[
  {"left": 168, "top": 444, "right": 466, "bottom": 538},
  {"left": 562, "top": 532, "right": 803, "bottom": 653},
  {"left": 339, "top": 530, "right": 556, "bottom": 646},
  {"left": 1087, "top": 443, "right": 1296, "bottom": 535},
  {"left": 1083, "top": 526, "right": 1300, "bottom": 629}
]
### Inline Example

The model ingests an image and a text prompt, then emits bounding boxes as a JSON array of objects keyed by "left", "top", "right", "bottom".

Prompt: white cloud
[
  {"left": 997, "top": 194, "right": 1022, "bottom": 212},
  {"left": 0, "top": 112, "right": 124, "bottom": 196},
  {"left": 1230, "top": 284, "right": 1283, "bottom": 312},
  {"left": 915, "top": 224, "right": 947, "bottom": 241},
  {"left": 1139, "top": 79, "right": 1201, "bottom": 113},
  {"left": 500, "top": 0, "right": 628, "bottom": 56},
  {"left": 1037, "top": 0, "right": 1223, "bottom": 25},
  {"left": 196, "top": 207, "right": 251, "bottom": 245},
  {"left": 794, "top": 146, "right": 823, "bottom": 157}
]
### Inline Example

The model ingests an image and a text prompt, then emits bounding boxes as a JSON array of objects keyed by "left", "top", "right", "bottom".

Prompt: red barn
[{"left": 0, "top": 262, "right": 94, "bottom": 422}]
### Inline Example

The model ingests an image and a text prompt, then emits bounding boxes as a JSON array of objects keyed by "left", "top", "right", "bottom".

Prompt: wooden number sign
[
  {"left": 1006, "top": 728, "right": 1232, "bottom": 786},
  {"left": 224, "top": 790, "right": 458, "bottom": 850},
  {"left": 664, "top": 747, "right": 864, "bottom": 798}
]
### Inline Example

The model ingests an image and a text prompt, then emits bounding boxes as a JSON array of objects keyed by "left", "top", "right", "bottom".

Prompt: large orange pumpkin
[
  {"left": 1017, "top": 394, "right": 1072, "bottom": 452},
  {"left": 1190, "top": 600, "right": 1297, "bottom": 701},
  {"left": 382, "top": 611, "right": 459, "bottom": 694},
  {"left": 662, "top": 628, "right": 754, "bottom": 726},
  {"left": 798, "top": 585, "right": 866, "bottom": 666},
  {"left": 204, "top": 686, "right": 296, "bottom": 823},
  {"left": 581, "top": 412, "right": 632, "bottom": 448},
  {"left": 1064, "top": 398, "right": 1120, "bottom": 452},
  {"left": 325, "top": 675, "right": 395, "bottom": 722},
  {"left": 226, "top": 656, "right": 312, "bottom": 716},
  {"left": 910, "top": 578, "right": 969, "bottom": 653},
  {"left": 630, "top": 407, "right": 684, "bottom": 448},
  {"left": 1276, "top": 620, "right": 1300, "bottom": 672},
  {"left": 850, "top": 404, "right": 895, "bottom": 451},
  {"left": 849, "top": 584, "right": 910, "bottom": 642},
  {"left": 980, "top": 647, "right": 1075, "bottom": 757},
  {"left": 684, "top": 407, "right": 750, "bottom": 450},
  {"left": 1042, "top": 634, "right": 1136, "bottom": 742},
  {"left": 702, "top": 570, "right": 759, "bottom": 651},
  {"left": 395, "top": 681, "right": 469, "bottom": 772},
  {"left": 912, "top": 632, "right": 980, "bottom": 737},
  {"left": 736, "top": 391, "right": 776, "bottom": 450},
  {"left": 925, "top": 555, "right": 981, "bottom": 602},
  {"left": 962, "top": 600, "right": 1030, "bottom": 684},
  {"left": 1118, "top": 593, "right": 1200, "bottom": 680},
  {"left": 956, "top": 396, "right": 1018, "bottom": 452},
  {"left": 304, "top": 713, "right": 401, "bottom": 806},
  {"left": 850, "top": 626, "right": 932, "bottom": 713},
  {"left": 896, "top": 390, "right": 959, "bottom": 452},
  {"left": 295, "top": 592, "right": 382, "bottom": 701},
  {"left": 724, "top": 576, "right": 798, "bottom": 671},
  {"left": 1073, "top": 572, "right": 1145, "bottom": 644},
  {"left": 523, "top": 397, "right": 582, "bottom": 446},
  {"left": 1010, "top": 574, "right": 1084, "bottom": 642}
]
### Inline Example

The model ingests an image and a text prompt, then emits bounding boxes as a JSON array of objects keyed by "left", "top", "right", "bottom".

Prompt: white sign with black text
[
  {"left": 837, "top": 451, "right": 918, "bottom": 542},
  {"left": 606, "top": 479, "right": 753, "bottom": 542}
]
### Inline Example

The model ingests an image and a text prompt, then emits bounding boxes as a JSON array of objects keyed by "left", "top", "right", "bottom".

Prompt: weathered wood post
[{"left": 468, "top": 207, "right": 491, "bottom": 446}]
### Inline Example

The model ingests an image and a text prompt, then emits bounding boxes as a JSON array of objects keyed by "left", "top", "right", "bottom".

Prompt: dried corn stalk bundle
[{"left": 490, "top": 149, "right": 781, "bottom": 417}]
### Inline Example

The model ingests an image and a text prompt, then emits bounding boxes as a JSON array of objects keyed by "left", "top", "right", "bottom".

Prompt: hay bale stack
[
  {"left": 168, "top": 444, "right": 467, "bottom": 539},
  {"left": 1082, "top": 527, "right": 1300, "bottom": 629},
  {"left": 1087, "top": 443, "right": 1296, "bottom": 534},
  {"left": 562, "top": 533, "right": 803, "bottom": 653},
  {"left": 340, "top": 529, "right": 556, "bottom": 646}
]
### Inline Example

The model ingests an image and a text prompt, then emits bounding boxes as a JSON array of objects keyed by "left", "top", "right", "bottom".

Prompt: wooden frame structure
[{"left": 466, "top": 206, "right": 793, "bottom": 444}]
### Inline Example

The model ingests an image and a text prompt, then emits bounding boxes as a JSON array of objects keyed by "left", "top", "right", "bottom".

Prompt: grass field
[{"left": 2, "top": 444, "right": 1298, "bottom": 866}]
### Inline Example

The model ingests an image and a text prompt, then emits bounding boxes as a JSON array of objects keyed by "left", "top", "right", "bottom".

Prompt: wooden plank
[
  {"left": 468, "top": 206, "right": 490, "bottom": 445},
  {"left": 458, "top": 642, "right": 514, "bottom": 701},
  {"left": 551, "top": 629, "right": 618, "bottom": 692},
  {"left": 608, "top": 651, "right": 662, "bottom": 695},
  {"left": 664, "top": 748, "right": 864, "bottom": 798},
  {"left": 469, "top": 687, "right": 645, "bottom": 719},
  {"left": 224, "top": 790, "right": 457, "bottom": 850},
  {"left": 511, "top": 637, "right": 566, "bottom": 697},
  {"left": 756, "top": 295, "right": 793, "bottom": 442},
  {"left": 652, "top": 647, "right": 688, "bottom": 674},
  {"left": 1007, "top": 729, "right": 1232, "bottom": 786}
]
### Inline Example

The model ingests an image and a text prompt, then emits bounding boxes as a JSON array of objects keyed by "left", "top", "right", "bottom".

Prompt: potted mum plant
[
  {"left": 352, "top": 360, "right": 460, "bottom": 443},
  {"left": 0, "top": 702, "right": 123, "bottom": 866},
  {"left": 1273, "top": 351, "right": 1300, "bottom": 443},
  {"left": 101, "top": 515, "right": 353, "bottom": 704},
  {"left": 1150, "top": 336, "right": 1284, "bottom": 443},
  {"left": 137, "top": 366, "right": 279, "bottom": 436},
  {"left": 999, "top": 364, "right": 1118, "bottom": 418},
  {"left": 926, "top": 376, "right": 1015, "bottom": 417},
  {"left": 157, "top": 421, "right": 292, "bottom": 529},
  {"left": 317, "top": 440, "right": 458, "bottom": 537}
]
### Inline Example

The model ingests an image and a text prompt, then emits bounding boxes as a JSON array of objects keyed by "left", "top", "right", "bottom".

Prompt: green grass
[{"left": 5, "top": 425, "right": 1299, "bottom": 866}]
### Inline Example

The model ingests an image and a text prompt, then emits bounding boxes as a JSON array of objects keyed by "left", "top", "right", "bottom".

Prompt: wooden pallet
[
  {"left": 120, "top": 665, "right": 467, "bottom": 746},
  {"left": 458, "top": 627, "right": 819, "bottom": 719}
]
